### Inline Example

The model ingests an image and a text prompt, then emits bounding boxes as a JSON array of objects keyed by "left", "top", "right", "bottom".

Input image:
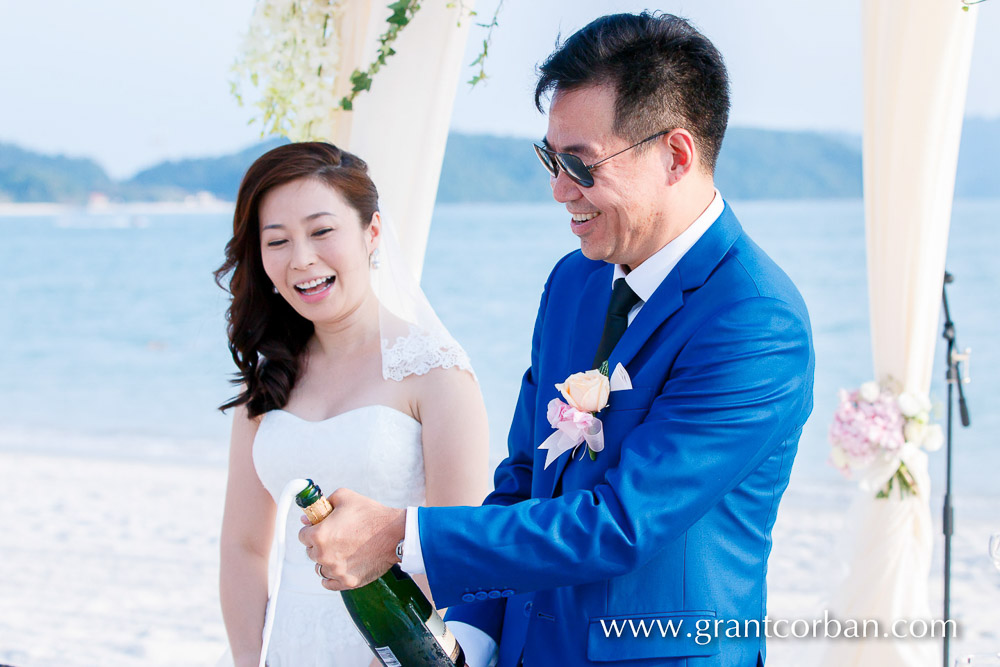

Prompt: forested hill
[
  {"left": 1, "top": 118, "right": 997, "bottom": 204},
  {"left": 436, "top": 128, "right": 865, "bottom": 202}
]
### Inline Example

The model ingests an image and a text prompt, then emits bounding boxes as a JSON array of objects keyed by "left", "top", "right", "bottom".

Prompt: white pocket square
[{"left": 609, "top": 362, "right": 632, "bottom": 392}]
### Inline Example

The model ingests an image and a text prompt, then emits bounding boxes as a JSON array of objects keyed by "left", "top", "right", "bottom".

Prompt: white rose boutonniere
[
  {"left": 538, "top": 369, "right": 610, "bottom": 469},
  {"left": 556, "top": 369, "right": 611, "bottom": 413}
]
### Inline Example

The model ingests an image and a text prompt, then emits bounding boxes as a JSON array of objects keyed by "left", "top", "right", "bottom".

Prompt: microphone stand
[{"left": 941, "top": 270, "right": 972, "bottom": 667}]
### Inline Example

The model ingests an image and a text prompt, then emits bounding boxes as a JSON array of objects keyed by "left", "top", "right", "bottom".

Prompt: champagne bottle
[{"left": 296, "top": 480, "right": 466, "bottom": 667}]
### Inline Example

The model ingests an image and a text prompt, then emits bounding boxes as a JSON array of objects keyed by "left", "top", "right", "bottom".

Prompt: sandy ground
[
  {"left": 0, "top": 452, "right": 227, "bottom": 666},
  {"left": 0, "top": 450, "right": 996, "bottom": 666}
]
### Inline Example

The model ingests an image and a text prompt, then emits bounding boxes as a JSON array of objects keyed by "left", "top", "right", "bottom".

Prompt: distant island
[{"left": 1, "top": 118, "right": 996, "bottom": 205}]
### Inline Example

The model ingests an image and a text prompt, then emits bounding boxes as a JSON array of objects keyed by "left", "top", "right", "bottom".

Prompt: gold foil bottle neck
[{"left": 303, "top": 496, "right": 333, "bottom": 525}]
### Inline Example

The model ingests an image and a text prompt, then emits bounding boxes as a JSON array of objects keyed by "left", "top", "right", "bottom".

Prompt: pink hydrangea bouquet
[{"left": 828, "top": 380, "right": 942, "bottom": 498}]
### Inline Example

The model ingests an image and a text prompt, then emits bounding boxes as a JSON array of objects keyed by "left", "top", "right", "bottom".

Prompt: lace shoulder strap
[{"left": 381, "top": 324, "right": 474, "bottom": 382}]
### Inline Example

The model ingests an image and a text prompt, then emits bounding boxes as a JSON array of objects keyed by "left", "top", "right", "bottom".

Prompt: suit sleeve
[
  {"left": 423, "top": 295, "right": 814, "bottom": 608},
  {"left": 440, "top": 254, "right": 564, "bottom": 639}
]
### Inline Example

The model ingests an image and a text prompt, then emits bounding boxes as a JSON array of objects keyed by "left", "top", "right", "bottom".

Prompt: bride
[{"left": 214, "top": 142, "right": 490, "bottom": 667}]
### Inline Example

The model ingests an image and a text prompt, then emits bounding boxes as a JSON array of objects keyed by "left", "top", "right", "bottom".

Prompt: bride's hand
[{"left": 368, "top": 658, "right": 380, "bottom": 667}]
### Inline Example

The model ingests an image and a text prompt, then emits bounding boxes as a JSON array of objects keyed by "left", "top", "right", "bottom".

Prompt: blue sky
[{"left": 1, "top": 0, "right": 997, "bottom": 178}]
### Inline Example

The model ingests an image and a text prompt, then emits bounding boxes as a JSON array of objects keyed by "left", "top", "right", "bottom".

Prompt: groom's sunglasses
[{"left": 532, "top": 130, "right": 670, "bottom": 188}]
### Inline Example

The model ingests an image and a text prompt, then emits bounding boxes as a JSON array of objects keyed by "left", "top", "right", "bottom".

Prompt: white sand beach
[
  {"left": 0, "top": 449, "right": 996, "bottom": 666},
  {"left": 0, "top": 451, "right": 228, "bottom": 666}
]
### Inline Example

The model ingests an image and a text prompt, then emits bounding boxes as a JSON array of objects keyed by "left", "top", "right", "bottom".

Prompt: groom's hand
[{"left": 298, "top": 487, "right": 406, "bottom": 591}]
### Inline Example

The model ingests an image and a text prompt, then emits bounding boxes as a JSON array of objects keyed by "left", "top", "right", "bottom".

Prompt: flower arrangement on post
[{"left": 828, "top": 380, "right": 943, "bottom": 498}]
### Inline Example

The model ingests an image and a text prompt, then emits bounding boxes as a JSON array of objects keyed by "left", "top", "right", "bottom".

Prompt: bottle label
[
  {"left": 425, "top": 611, "right": 461, "bottom": 661},
  {"left": 374, "top": 646, "right": 402, "bottom": 667},
  {"left": 438, "top": 625, "right": 461, "bottom": 661}
]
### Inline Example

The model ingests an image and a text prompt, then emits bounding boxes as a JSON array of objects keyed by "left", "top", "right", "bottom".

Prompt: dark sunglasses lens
[
  {"left": 558, "top": 154, "right": 594, "bottom": 187},
  {"left": 533, "top": 144, "right": 558, "bottom": 177}
]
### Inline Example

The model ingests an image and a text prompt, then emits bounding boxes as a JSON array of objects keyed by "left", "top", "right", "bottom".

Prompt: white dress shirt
[
  {"left": 400, "top": 189, "right": 725, "bottom": 667},
  {"left": 613, "top": 188, "right": 724, "bottom": 323}
]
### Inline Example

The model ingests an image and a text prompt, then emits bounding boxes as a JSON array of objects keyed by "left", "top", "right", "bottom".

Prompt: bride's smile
[
  {"left": 258, "top": 177, "right": 380, "bottom": 319},
  {"left": 294, "top": 274, "right": 336, "bottom": 302}
]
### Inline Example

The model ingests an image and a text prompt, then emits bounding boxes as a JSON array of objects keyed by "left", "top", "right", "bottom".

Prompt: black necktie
[{"left": 593, "top": 278, "right": 641, "bottom": 369}]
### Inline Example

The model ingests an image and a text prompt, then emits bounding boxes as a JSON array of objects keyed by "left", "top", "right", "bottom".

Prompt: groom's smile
[
  {"left": 546, "top": 84, "right": 676, "bottom": 269},
  {"left": 571, "top": 211, "right": 600, "bottom": 223},
  {"left": 569, "top": 210, "right": 601, "bottom": 236}
]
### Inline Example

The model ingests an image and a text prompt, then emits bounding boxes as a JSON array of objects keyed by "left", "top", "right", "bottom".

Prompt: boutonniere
[
  {"left": 538, "top": 369, "right": 608, "bottom": 469},
  {"left": 538, "top": 363, "right": 632, "bottom": 469}
]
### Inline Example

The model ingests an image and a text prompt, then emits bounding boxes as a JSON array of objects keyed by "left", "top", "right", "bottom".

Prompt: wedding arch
[
  {"left": 231, "top": 3, "right": 983, "bottom": 666},
  {"left": 821, "top": 2, "right": 980, "bottom": 667}
]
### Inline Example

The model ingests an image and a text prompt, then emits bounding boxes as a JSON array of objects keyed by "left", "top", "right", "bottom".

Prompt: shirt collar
[{"left": 612, "top": 189, "right": 725, "bottom": 302}]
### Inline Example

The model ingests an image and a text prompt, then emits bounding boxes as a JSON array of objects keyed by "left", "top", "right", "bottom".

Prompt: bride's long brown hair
[{"left": 214, "top": 142, "right": 379, "bottom": 417}]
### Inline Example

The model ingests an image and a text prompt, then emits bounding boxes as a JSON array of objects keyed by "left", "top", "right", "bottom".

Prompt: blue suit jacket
[{"left": 422, "top": 206, "right": 814, "bottom": 666}]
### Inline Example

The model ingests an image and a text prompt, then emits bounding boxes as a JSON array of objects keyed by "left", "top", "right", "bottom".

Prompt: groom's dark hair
[{"left": 535, "top": 12, "right": 730, "bottom": 173}]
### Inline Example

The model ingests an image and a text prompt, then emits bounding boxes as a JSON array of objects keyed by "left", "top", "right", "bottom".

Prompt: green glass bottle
[{"left": 296, "top": 480, "right": 466, "bottom": 667}]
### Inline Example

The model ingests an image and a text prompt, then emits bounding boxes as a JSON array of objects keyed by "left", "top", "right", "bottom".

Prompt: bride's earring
[
  {"left": 272, "top": 285, "right": 279, "bottom": 294},
  {"left": 370, "top": 247, "right": 381, "bottom": 270}
]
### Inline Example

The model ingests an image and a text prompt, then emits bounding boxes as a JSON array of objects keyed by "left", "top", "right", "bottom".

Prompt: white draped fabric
[
  {"left": 822, "top": 2, "right": 979, "bottom": 666},
  {"left": 323, "top": 1, "right": 475, "bottom": 278},
  {"left": 821, "top": 491, "right": 936, "bottom": 666},
  {"left": 863, "top": 1, "right": 978, "bottom": 394}
]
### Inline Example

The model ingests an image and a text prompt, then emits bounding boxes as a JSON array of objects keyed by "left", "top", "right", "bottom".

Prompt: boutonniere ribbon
[{"left": 538, "top": 364, "right": 632, "bottom": 469}]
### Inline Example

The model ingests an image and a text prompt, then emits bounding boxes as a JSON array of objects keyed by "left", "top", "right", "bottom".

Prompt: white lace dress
[{"left": 253, "top": 405, "right": 426, "bottom": 667}]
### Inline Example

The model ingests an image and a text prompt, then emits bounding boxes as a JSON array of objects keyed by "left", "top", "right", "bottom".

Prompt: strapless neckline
[
  {"left": 253, "top": 400, "right": 426, "bottom": 666},
  {"left": 271, "top": 404, "right": 420, "bottom": 427}
]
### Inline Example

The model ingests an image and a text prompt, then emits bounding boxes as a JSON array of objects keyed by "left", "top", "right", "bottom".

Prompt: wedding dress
[
  {"left": 252, "top": 404, "right": 427, "bottom": 667},
  {"left": 219, "top": 212, "right": 473, "bottom": 666}
]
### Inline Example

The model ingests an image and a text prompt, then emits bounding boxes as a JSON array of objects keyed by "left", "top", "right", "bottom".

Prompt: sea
[{"left": 1, "top": 199, "right": 997, "bottom": 498}]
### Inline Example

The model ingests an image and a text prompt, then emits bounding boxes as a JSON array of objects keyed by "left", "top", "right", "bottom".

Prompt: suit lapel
[
  {"left": 569, "top": 264, "right": 613, "bottom": 371},
  {"left": 609, "top": 206, "right": 744, "bottom": 372},
  {"left": 545, "top": 207, "right": 743, "bottom": 496},
  {"left": 609, "top": 270, "right": 683, "bottom": 372},
  {"left": 547, "top": 263, "right": 612, "bottom": 495}
]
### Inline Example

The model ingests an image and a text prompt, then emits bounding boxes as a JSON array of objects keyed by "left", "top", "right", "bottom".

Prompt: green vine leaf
[
  {"left": 350, "top": 70, "right": 373, "bottom": 92},
  {"left": 336, "top": 0, "right": 422, "bottom": 111},
  {"left": 467, "top": 1, "right": 504, "bottom": 89}
]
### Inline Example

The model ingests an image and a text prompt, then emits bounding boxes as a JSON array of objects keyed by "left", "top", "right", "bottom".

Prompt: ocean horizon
[{"left": 1, "top": 198, "right": 996, "bottom": 499}]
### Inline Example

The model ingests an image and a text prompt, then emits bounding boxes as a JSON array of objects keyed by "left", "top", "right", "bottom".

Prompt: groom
[{"left": 302, "top": 12, "right": 814, "bottom": 667}]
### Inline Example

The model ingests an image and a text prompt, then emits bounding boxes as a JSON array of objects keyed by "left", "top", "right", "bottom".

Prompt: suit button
[
  {"left": 523, "top": 601, "right": 533, "bottom": 617},
  {"left": 501, "top": 589, "right": 515, "bottom": 598},
  {"left": 475, "top": 591, "right": 489, "bottom": 601},
  {"left": 488, "top": 590, "right": 502, "bottom": 599},
  {"left": 461, "top": 593, "right": 475, "bottom": 603}
]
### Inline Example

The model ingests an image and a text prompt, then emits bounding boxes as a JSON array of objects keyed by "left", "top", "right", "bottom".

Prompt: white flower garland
[
  {"left": 232, "top": 0, "right": 345, "bottom": 141},
  {"left": 232, "top": 1, "right": 489, "bottom": 142}
]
